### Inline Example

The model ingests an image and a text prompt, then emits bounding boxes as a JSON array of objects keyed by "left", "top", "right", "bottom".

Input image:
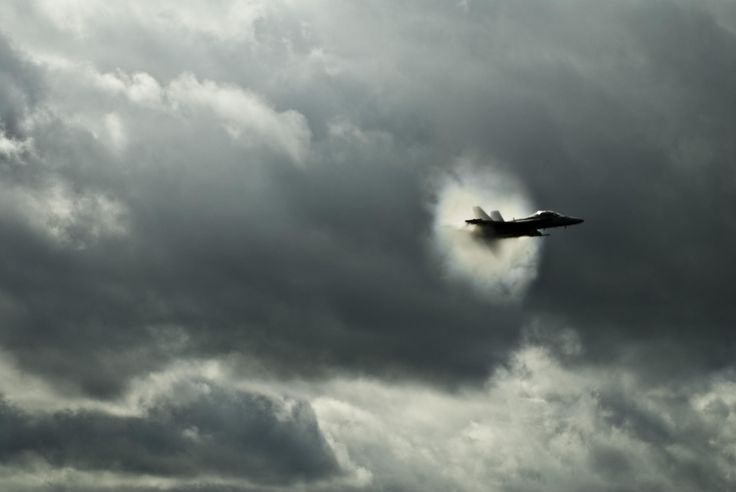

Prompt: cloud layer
[
  {"left": 1, "top": 0, "right": 736, "bottom": 490},
  {"left": 0, "top": 381, "right": 339, "bottom": 484}
]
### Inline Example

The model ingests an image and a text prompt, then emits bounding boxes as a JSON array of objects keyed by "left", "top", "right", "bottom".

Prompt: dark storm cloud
[
  {"left": 0, "top": 0, "right": 734, "bottom": 397},
  {"left": 0, "top": 382, "right": 339, "bottom": 484},
  {"left": 0, "top": 3, "right": 735, "bottom": 489},
  {"left": 499, "top": 1, "right": 736, "bottom": 377},
  {"left": 0, "top": 30, "right": 526, "bottom": 397}
]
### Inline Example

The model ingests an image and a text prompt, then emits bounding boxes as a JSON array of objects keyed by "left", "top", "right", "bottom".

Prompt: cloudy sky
[{"left": 1, "top": 0, "right": 736, "bottom": 490}]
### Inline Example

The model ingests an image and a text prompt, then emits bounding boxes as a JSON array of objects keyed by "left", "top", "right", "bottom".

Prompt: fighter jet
[{"left": 465, "top": 207, "right": 583, "bottom": 238}]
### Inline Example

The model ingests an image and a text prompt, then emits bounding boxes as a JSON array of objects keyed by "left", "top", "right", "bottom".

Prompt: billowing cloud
[
  {"left": 167, "top": 73, "right": 311, "bottom": 163},
  {"left": 33, "top": 59, "right": 311, "bottom": 163},
  {"left": 0, "top": 0, "right": 735, "bottom": 490},
  {"left": 313, "top": 343, "right": 736, "bottom": 492},
  {"left": 0, "top": 381, "right": 340, "bottom": 487},
  {"left": 0, "top": 30, "right": 524, "bottom": 399},
  {"left": 3, "top": 343, "right": 733, "bottom": 492}
]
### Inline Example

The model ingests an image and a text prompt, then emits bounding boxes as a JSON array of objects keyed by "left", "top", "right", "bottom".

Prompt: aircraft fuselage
[{"left": 466, "top": 209, "right": 583, "bottom": 239}]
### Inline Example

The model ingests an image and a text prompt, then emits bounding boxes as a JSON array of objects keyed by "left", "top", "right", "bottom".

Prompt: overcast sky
[{"left": 1, "top": 1, "right": 736, "bottom": 491}]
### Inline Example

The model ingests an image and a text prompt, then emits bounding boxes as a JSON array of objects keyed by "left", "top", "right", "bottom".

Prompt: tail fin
[
  {"left": 473, "top": 206, "right": 492, "bottom": 220},
  {"left": 474, "top": 206, "right": 504, "bottom": 222}
]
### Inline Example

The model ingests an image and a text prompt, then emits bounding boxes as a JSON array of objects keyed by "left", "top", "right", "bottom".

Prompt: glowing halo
[{"left": 430, "top": 157, "right": 542, "bottom": 301}]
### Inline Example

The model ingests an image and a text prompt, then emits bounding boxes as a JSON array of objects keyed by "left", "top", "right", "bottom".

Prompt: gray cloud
[
  {"left": 512, "top": 1, "right": 736, "bottom": 377},
  {"left": 0, "top": 0, "right": 735, "bottom": 490},
  {"left": 0, "top": 381, "right": 339, "bottom": 485},
  {"left": 0, "top": 27, "right": 524, "bottom": 396},
  {"left": 0, "top": 35, "right": 40, "bottom": 139}
]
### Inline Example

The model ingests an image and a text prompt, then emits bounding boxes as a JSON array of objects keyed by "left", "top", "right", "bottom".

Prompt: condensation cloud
[{"left": 431, "top": 158, "right": 542, "bottom": 301}]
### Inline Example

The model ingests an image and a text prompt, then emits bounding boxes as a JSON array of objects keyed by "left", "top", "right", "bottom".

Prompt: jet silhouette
[{"left": 465, "top": 207, "right": 583, "bottom": 238}]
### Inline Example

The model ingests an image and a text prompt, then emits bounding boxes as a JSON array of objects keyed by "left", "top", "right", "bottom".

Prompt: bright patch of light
[{"left": 431, "top": 157, "right": 542, "bottom": 301}]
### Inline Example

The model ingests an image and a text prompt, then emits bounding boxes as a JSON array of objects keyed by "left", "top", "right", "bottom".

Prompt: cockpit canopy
[{"left": 534, "top": 210, "right": 560, "bottom": 217}]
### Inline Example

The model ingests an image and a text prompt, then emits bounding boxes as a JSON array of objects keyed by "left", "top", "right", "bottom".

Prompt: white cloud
[
  {"left": 0, "top": 131, "right": 32, "bottom": 158},
  {"left": 0, "top": 181, "right": 128, "bottom": 248},
  {"left": 310, "top": 346, "right": 736, "bottom": 492},
  {"left": 35, "top": 57, "right": 311, "bottom": 163},
  {"left": 167, "top": 73, "right": 311, "bottom": 163}
]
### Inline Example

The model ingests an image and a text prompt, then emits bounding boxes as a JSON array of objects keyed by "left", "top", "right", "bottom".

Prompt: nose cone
[{"left": 570, "top": 217, "right": 584, "bottom": 225}]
